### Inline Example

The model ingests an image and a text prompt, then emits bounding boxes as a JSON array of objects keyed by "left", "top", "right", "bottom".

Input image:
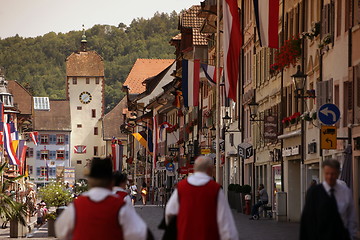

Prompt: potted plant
[
  {"left": 45, "top": 212, "right": 57, "bottom": 237},
  {"left": 234, "top": 184, "right": 242, "bottom": 212},
  {"left": 0, "top": 163, "right": 28, "bottom": 238}
]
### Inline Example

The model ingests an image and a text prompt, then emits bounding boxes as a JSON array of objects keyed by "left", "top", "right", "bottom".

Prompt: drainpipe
[{"left": 240, "top": 0, "right": 245, "bottom": 186}]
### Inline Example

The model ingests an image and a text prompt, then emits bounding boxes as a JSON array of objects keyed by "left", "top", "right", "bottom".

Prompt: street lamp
[
  {"left": 223, "top": 112, "right": 231, "bottom": 128},
  {"left": 210, "top": 125, "right": 216, "bottom": 138},
  {"left": 187, "top": 141, "right": 194, "bottom": 157},
  {"left": 292, "top": 65, "right": 307, "bottom": 98},
  {"left": 202, "top": 123, "right": 209, "bottom": 136},
  {"left": 248, "top": 98, "right": 263, "bottom": 122}
]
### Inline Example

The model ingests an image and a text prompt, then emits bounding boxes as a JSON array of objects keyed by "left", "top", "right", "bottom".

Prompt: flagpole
[{"left": 215, "top": 0, "right": 221, "bottom": 183}]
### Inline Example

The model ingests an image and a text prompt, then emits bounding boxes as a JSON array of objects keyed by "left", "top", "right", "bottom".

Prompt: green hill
[{"left": 0, "top": 11, "right": 178, "bottom": 112}]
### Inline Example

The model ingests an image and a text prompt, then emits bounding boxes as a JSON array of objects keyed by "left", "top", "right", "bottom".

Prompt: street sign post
[
  {"left": 318, "top": 103, "right": 340, "bottom": 125},
  {"left": 321, "top": 126, "right": 337, "bottom": 149}
]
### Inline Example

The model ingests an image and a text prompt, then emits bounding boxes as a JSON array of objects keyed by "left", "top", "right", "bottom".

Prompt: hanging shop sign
[
  {"left": 200, "top": 148, "right": 211, "bottom": 155},
  {"left": 169, "top": 147, "right": 180, "bottom": 152},
  {"left": 238, "top": 142, "right": 253, "bottom": 159},
  {"left": 264, "top": 115, "right": 278, "bottom": 140},
  {"left": 282, "top": 145, "right": 301, "bottom": 157},
  {"left": 165, "top": 162, "right": 175, "bottom": 172}
]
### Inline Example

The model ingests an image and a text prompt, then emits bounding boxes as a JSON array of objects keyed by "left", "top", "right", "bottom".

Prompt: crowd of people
[{"left": 52, "top": 156, "right": 358, "bottom": 240}]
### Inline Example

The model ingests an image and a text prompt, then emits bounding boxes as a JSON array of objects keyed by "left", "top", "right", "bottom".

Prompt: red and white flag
[
  {"left": 112, "top": 141, "right": 123, "bottom": 171},
  {"left": 182, "top": 59, "right": 200, "bottom": 107},
  {"left": 223, "top": 0, "right": 242, "bottom": 102},
  {"left": 30, "top": 132, "right": 39, "bottom": 146},
  {"left": 253, "top": 0, "right": 279, "bottom": 49}
]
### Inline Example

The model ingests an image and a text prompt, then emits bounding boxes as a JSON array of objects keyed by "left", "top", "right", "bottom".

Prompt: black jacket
[{"left": 300, "top": 184, "right": 350, "bottom": 240}]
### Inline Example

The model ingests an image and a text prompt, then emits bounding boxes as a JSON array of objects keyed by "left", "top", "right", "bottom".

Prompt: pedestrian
[
  {"left": 158, "top": 185, "right": 165, "bottom": 207},
  {"left": 249, "top": 183, "right": 268, "bottom": 220},
  {"left": 35, "top": 203, "right": 44, "bottom": 227},
  {"left": 141, "top": 182, "right": 148, "bottom": 205},
  {"left": 129, "top": 180, "right": 138, "bottom": 206},
  {"left": 300, "top": 159, "right": 357, "bottom": 240},
  {"left": 113, "top": 171, "right": 131, "bottom": 204},
  {"left": 165, "top": 156, "right": 238, "bottom": 240},
  {"left": 55, "top": 157, "right": 148, "bottom": 240}
]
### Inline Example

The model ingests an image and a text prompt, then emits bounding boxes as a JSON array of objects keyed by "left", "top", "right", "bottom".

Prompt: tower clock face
[{"left": 79, "top": 91, "right": 92, "bottom": 104}]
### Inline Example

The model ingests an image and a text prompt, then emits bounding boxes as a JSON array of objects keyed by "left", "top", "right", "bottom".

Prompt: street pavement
[{"left": 0, "top": 204, "right": 299, "bottom": 239}]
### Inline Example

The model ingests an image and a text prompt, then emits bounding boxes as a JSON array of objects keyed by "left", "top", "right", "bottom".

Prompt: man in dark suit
[{"left": 300, "top": 159, "right": 357, "bottom": 240}]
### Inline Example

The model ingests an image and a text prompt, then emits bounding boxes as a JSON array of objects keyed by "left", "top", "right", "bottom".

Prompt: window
[
  {"left": 40, "top": 167, "right": 48, "bottom": 176},
  {"left": 27, "top": 165, "right": 33, "bottom": 175},
  {"left": 40, "top": 150, "right": 49, "bottom": 160},
  {"left": 94, "top": 146, "right": 98, "bottom": 156},
  {"left": 77, "top": 106, "right": 82, "bottom": 110},
  {"left": 49, "top": 168, "right": 56, "bottom": 176},
  {"left": 92, "top": 109, "right": 96, "bottom": 118},
  {"left": 74, "top": 145, "right": 86, "bottom": 154},
  {"left": 56, "top": 150, "right": 65, "bottom": 159},
  {"left": 86, "top": 78, "right": 90, "bottom": 84},
  {"left": 73, "top": 77, "right": 77, "bottom": 85},
  {"left": 76, "top": 160, "right": 82, "bottom": 164},
  {"left": 336, "top": 0, "right": 342, "bottom": 37},
  {"left": 40, "top": 135, "right": 49, "bottom": 144},
  {"left": 94, "top": 127, "right": 98, "bottom": 135},
  {"left": 26, "top": 148, "right": 34, "bottom": 158},
  {"left": 34, "top": 97, "right": 50, "bottom": 110},
  {"left": 77, "top": 124, "right": 82, "bottom": 128},
  {"left": 95, "top": 77, "right": 100, "bottom": 84},
  {"left": 56, "top": 135, "right": 64, "bottom": 144}
]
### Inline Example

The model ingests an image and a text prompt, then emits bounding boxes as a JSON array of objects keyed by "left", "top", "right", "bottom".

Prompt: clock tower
[{"left": 66, "top": 29, "right": 106, "bottom": 179}]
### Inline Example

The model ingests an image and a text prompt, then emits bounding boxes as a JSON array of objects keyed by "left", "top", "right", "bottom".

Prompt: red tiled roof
[
  {"left": 66, "top": 51, "right": 104, "bottom": 77},
  {"left": 33, "top": 100, "right": 71, "bottom": 131},
  {"left": 180, "top": 5, "right": 204, "bottom": 29},
  {"left": 171, "top": 33, "right": 182, "bottom": 41},
  {"left": 193, "top": 28, "right": 208, "bottom": 46},
  {"left": 123, "top": 59, "right": 174, "bottom": 94}
]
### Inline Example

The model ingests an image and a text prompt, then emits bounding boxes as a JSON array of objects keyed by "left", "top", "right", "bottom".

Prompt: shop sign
[
  {"left": 264, "top": 115, "right": 278, "bottom": 140},
  {"left": 169, "top": 147, "right": 180, "bottom": 152},
  {"left": 165, "top": 162, "right": 175, "bottom": 172},
  {"left": 212, "top": 140, "right": 225, "bottom": 151},
  {"left": 238, "top": 142, "right": 253, "bottom": 159},
  {"left": 282, "top": 145, "right": 301, "bottom": 157},
  {"left": 200, "top": 148, "right": 211, "bottom": 154},
  {"left": 64, "top": 167, "right": 75, "bottom": 185}
]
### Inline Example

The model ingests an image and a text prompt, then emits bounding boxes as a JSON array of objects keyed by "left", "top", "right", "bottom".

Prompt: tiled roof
[
  {"left": 7, "top": 80, "right": 32, "bottom": 115},
  {"left": 180, "top": 5, "right": 204, "bottom": 28},
  {"left": 123, "top": 59, "right": 174, "bottom": 94},
  {"left": 33, "top": 100, "right": 71, "bottom": 131},
  {"left": 66, "top": 51, "right": 104, "bottom": 77},
  {"left": 103, "top": 97, "right": 127, "bottom": 140},
  {"left": 193, "top": 28, "right": 208, "bottom": 46}
]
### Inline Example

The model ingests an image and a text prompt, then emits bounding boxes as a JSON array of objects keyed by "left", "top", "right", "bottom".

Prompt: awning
[{"left": 277, "top": 129, "right": 301, "bottom": 140}]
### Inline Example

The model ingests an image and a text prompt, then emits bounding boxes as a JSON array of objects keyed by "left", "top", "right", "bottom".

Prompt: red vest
[
  {"left": 115, "top": 190, "right": 128, "bottom": 200},
  {"left": 177, "top": 179, "right": 221, "bottom": 240},
  {"left": 72, "top": 195, "right": 125, "bottom": 240}
]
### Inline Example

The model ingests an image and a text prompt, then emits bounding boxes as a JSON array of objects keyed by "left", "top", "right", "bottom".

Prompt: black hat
[{"left": 88, "top": 157, "right": 113, "bottom": 179}]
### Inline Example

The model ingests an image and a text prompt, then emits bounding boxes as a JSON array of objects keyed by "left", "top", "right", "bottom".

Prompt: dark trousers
[{"left": 251, "top": 200, "right": 268, "bottom": 216}]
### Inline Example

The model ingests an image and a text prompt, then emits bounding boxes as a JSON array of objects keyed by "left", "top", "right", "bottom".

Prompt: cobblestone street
[{"left": 0, "top": 204, "right": 299, "bottom": 240}]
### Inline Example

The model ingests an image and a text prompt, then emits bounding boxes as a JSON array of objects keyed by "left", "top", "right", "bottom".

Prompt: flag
[
  {"left": 0, "top": 102, "right": 4, "bottom": 123},
  {"left": 253, "top": 0, "right": 279, "bottom": 48},
  {"left": 200, "top": 64, "right": 223, "bottom": 86},
  {"left": 112, "top": 142, "right": 123, "bottom": 171},
  {"left": 16, "top": 140, "right": 27, "bottom": 174},
  {"left": 30, "top": 132, "right": 39, "bottom": 146},
  {"left": 172, "top": 90, "right": 182, "bottom": 108},
  {"left": 132, "top": 132, "right": 151, "bottom": 152},
  {"left": 153, "top": 115, "right": 158, "bottom": 169},
  {"left": 223, "top": 0, "right": 242, "bottom": 101},
  {"left": 159, "top": 122, "right": 172, "bottom": 141},
  {"left": 4, "top": 123, "right": 20, "bottom": 165},
  {"left": 182, "top": 59, "right": 200, "bottom": 107}
]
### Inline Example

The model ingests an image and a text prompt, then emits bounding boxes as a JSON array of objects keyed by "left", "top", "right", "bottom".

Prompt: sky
[{"left": 0, "top": 0, "right": 200, "bottom": 39}]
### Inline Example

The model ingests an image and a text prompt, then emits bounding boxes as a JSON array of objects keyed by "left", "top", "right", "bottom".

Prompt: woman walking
[
  {"left": 129, "top": 180, "right": 138, "bottom": 206},
  {"left": 140, "top": 182, "right": 148, "bottom": 205}
]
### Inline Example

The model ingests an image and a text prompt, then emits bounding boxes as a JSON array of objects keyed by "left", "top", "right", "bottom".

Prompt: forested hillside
[{"left": 0, "top": 11, "right": 178, "bottom": 111}]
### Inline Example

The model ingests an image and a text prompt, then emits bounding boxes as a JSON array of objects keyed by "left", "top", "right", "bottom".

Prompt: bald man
[{"left": 165, "top": 156, "right": 238, "bottom": 240}]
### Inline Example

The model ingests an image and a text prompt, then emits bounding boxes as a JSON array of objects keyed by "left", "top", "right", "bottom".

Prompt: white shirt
[
  {"left": 165, "top": 172, "right": 239, "bottom": 240},
  {"left": 322, "top": 180, "right": 358, "bottom": 239},
  {"left": 55, "top": 187, "right": 147, "bottom": 240},
  {"left": 113, "top": 186, "right": 132, "bottom": 205}
]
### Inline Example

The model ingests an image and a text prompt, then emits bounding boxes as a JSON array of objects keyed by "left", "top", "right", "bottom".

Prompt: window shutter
[
  {"left": 355, "top": 64, "right": 360, "bottom": 123},
  {"left": 51, "top": 135, "right": 56, "bottom": 144},
  {"left": 65, "top": 151, "right": 69, "bottom": 160},
  {"left": 36, "top": 168, "right": 41, "bottom": 176},
  {"left": 50, "top": 151, "right": 56, "bottom": 160},
  {"left": 65, "top": 135, "right": 69, "bottom": 144},
  {"left": 36, "top": 151, "right": 41, "bottom": 160},
  {"left": 322, "top": 4, "right": 328, "bottom": 36}
]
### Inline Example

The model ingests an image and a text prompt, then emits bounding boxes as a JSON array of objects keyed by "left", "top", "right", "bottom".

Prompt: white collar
[
  {"left": 187, "top": 172, "right": 212, "bottom": 186},
  {"left": 322, "top": 181, "right": 338, "bottom": 194},
  {"left": 113, "top": 186, "right": 127, "bottom": 193},
  {"left": 82, "top": 187, "right": 116, "bottom": 202}
]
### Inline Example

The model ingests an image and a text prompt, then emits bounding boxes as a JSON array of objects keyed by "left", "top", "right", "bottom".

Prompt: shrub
[
  {"left": 234, "top": 184, "right": 242, "bottom": 193},
  {"left": 242, "top": 185, "right": 252, "bottom": 194},
  {"left": 38, "top": 182, "right": 73, "bottom": 207},
  {"left": 228, "top": 184, "right": 236, "bottom": 191}
]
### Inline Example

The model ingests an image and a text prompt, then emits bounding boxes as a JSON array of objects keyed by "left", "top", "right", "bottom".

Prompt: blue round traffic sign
[
  {"left": 318, "top": 104, "right": 340, "bottom": 125},
  {"left": 165, "top": 162, "right": 175, "bottom": 172}
]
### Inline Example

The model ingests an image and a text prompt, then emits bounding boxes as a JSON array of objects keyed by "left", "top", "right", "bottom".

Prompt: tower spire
[{"left": 80, "top": 24, "right": 87, "bottom": 52}]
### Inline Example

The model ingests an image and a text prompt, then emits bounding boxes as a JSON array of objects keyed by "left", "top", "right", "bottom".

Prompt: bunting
[{"left": 182, "top": 59, "right": 200, "bottom": 107}]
